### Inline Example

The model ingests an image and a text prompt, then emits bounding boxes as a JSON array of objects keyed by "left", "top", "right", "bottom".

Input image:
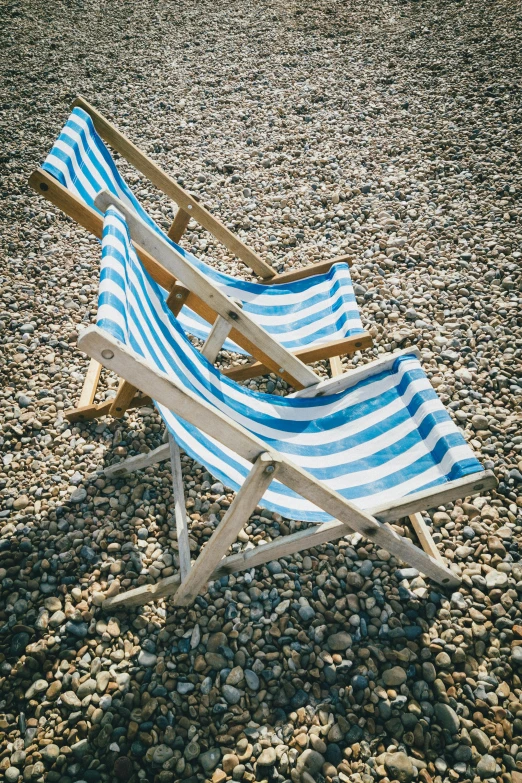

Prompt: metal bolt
[
  {"left": 40, "top": 183, "right": 49, "bottom": 191},
  {"left": 175, "top": 292, "right": 183, "bottom": 299},
  {"left": 278, "top": 368, "right": 284, "bottom": 374},
  {"left": 187, "top": 204, "right": 192, "bottom": 210},
  {"left": 101, "top": 349, "right": 114, "bottom": 360},
  {"left": 265, "top": 465, "right": 275, "bottom": 474},
  {"left": 228, "top": 311, "right": 239, "bottom": 320}
]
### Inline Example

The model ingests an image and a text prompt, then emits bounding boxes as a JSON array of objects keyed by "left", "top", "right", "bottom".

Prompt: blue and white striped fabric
[
  {"left": 98, "top": 207, "right": 484, "bottom": 523},
  {"left": 43, "top": 107, "right": 365, "bottom": 355}
]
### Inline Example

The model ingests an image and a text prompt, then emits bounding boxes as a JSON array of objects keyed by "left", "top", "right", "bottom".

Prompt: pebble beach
[{"left": 1, "top": 1, "right": 521, "bottom": 783}]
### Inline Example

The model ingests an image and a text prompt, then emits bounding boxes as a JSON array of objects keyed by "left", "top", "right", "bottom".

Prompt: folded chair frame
[
  {"left": 29, "top": 96, "right": 373, "bottom": 422},
  {"left": 78, "top": 324, "right": 496, "bottom": 610}
]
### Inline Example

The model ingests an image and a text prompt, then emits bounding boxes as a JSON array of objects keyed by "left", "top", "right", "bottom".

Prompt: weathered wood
[
  {"left": 173, "top": 452, "right": 280, "bottom": 607},
  {"left": 109, "top": 380, "right": 139, "bottom": 418},
  {"left": 104, "top": 442, "right": 170, "bottom": 478},
  {"left": 329, "top": 355, "right": 344, "bottom": 377},
  {"left": 79, "top": 325, "right": 480, "bottom": 592},
  {"left": 166, "top": 283, "right": 190, "bottom": 317},
  {"left": 409, "top": 512, "right": 444, "bottom": 563},
  {"left": 169, "top": 435, "right": 191, "bottom": 581},
  {"left": 223, "top": 332, "right": 373, "bottom": 383},
  {"left": 66, "top": 399, "right": 113, "bottom": 423},
  {"left": 168, "top": 208, "right": 192, "bottom": 243},
  {"left": 94, "top": 190, "right": 319, "bottom": 390},
  {"left": 201, "top": 315, "right": 233, "bottom": 363},
  {"left": 72, "top": 96, "right": 276, "bottom": 280},
  {"left": 78, "top": 359, "right": 103, "bottom": 408},
  {"left": 28, "top": 169, "right": 176, "bottom": 291},
  {"left": 289, "top": 347, "right": 421, "bottom": 398},
  {"left": 371, "top": 470, "right": 497, "bottom": 523},
  {"left": 266, "top": 255, "right": 354, "bottom": 285}
]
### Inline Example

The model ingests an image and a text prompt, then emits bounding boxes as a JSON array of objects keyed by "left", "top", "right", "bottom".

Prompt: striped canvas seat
[
  {"left": 43, "top": 107, "right": 365, "bottom": 355},
  {"left": 98, "top": 207, "right": 484, "bottom": 523}
]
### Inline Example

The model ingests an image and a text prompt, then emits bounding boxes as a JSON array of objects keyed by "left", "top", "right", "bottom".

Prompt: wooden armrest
[{"left": 265, "top": 254, "right": 354, "bottom": 285}]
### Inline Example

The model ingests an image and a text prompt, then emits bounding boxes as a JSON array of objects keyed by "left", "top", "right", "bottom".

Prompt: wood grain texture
[{"left": 266, "top": 254, "right": 354, "bottom": 284}]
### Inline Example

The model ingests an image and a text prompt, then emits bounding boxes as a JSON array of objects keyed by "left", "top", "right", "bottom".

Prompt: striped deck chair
[
  {"left": 29, "top": 97, "right": 373, "bottom": 422},
  {"left": 75, "top": 206, "right": 495, "bottom": 610}
]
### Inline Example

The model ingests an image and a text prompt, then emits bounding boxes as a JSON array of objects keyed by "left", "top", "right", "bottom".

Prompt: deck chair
[
  {"left": 75, "top": 205, "right": 496, "bottom": 610},
  {"left": 29, "top": 97, "right": 373, "bottom": 421}
]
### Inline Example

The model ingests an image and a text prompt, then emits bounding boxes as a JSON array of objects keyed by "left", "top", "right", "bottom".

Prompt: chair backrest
[{"left": 99, "top": 207, "right": 483, "bottom": 521}]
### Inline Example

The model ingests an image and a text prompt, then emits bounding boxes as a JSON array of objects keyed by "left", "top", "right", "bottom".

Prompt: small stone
[
  {"left": 382, "top": 666, "right": 407, "bottom": 687},
  {"left": 296, "top": 749, "right": 325, "bottom": 776},
  {"left": 138, "top": 651, "right": 157, "bottom": 667},
  {"left": 70, "top": 488, "right": 87, "bottom": 503},
  {"left": 257, "top": 747, "right": 277, "bottom": 766},
  {"left": 327, "top": 632, "right": 352, "bottom": 651},
  {"left": 5, "top": 768, "right": 20, "bottom": 783},
  {"left": 476, "top": 755, "right": 498, "bottom": 779},
  {"left": 470, "top": 728, "right": 491, "bottom": 754},
  {"left": 434, "top": 703, "right": 460, "bottom": 734},
  {"left": 485, "top": 570, "right": 508, "bottom": 589},
  {"left": 384, "top": 752, "right": 415, "bottom": 783},
  {"left": 200, "top": 748, "right": 221, "bottom": 773},
  {"left": 13, "top": 495, "right": 29, "bottom": 510},
  {"left": 41, "top": 743, "right": 60, "bottom": 762},
  {"left": 222, "top": 684, "right": 241, "bottom": 704}
]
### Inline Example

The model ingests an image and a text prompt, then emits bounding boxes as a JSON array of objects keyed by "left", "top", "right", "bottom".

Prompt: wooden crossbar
[
  {"left": 78, "top": 326, "right": 497, "bottom": 610},
  {"left": 223, "top": 332, "right": 373, "bottom": 382}
]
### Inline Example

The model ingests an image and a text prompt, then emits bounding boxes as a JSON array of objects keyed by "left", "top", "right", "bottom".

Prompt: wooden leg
[
  {"left": 79, "top": 358, "right": 103, "bottom": 407},
  {"left": 103, "top": 452, "right": 280, "bottom": 610},
  {"left": 169, "top": 434, "right": 191, "bottom": 580},
  {"left": 408, "top": 512, "right": 444, "bottom": 563},
  {"left": 109, "top": 379, "right": 139, "bottom": 418}
]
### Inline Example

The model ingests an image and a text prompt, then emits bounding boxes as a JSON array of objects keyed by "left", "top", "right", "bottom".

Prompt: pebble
[{"left": 2, "top": 1, "right": 521, "bottom": 782}]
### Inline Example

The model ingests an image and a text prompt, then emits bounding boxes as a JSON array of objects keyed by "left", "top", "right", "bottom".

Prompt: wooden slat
[
  {"left": 80, "top": 325, "right": 475, "bottom": 592},
  {"left": 371, "top": 471, "right": 497, "bottom": 523},
  {"left": 266, "top": 255, "right": 354, "bottom": 285},
  {"left": 222, "top": 332, "right": 373, "bottom": 383},
  {"left": 78, "top": 358, "right": 103, "bottom": 408},
  {"left": 65, "top": 399, "right": 113, "bottom": 423},
  {"left": 409, "top": 512, "right": 444, "bottom": 563},
  {"left": 201, "top": 315, "right": 233, "bottom": 363},
  {"left": 168, "top": 208, "right": 192, "bottom": 243},
  {"left": 28, "top": 169, "right": 176, "bottom": 292},
  {"left": 72, "top": 96, "right": 276, "bottom": 280},
  {"left": 289, "top": 347, "right": 422, "bottom": 398},
  {"left": 169, "top": 435, "right": 191, "bottom": 581},
  {"left": 104, "top": 442, "right": 170, "bottom": 479},
  {"left": 94, "top": 190, "right": 319, "bottom": 390},
  {"left": 329, "top": 355, "right": 344, "bottom": 377},
  {"left": 109, "top": 380, "right": 139, "bottom": 418}
]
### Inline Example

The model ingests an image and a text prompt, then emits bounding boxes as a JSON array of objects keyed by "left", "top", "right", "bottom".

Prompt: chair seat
[
  {"left": 99, "top": 207, "right": 484, "bottom": 523},
  {"left": 43, "top": 107, "right": 365, "bottom": 355}
]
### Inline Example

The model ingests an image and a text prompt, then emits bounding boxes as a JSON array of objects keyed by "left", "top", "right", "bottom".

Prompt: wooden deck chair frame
[
  {"left": 28, "top": 96, "right": 373, "bottom": 422},
  {"left": 78, "top": 324, "right": 496, "bottom": 610}
]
